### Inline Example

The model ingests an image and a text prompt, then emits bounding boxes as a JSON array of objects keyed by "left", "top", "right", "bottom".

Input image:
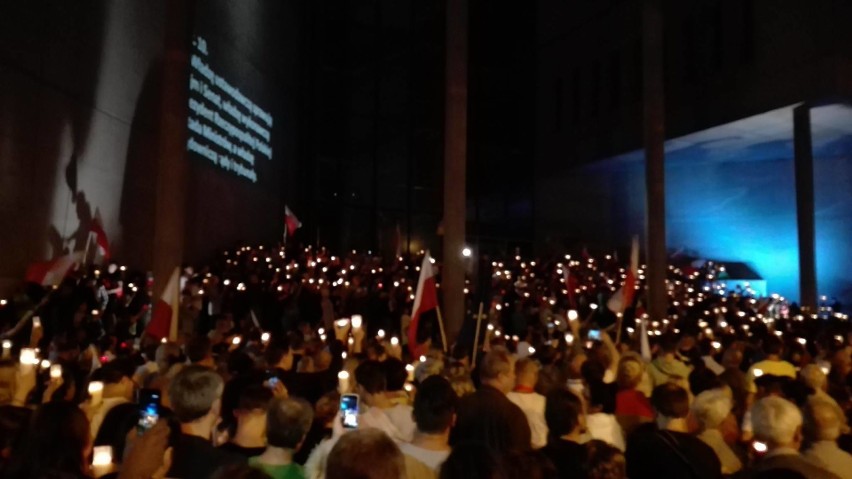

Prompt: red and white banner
[
  {"left": 284, "top": 205, "right": 302, "bottom": 237},
  {"left": 607, "top": 236, "right": 639, "bottom": 314},
  {"left": 145, "top": 267, "right": 181, "bottom": 341},
  {"left": 25, "top": 252, "right": 82, "bottom": 287},
  {"left": 90, "top": 217, "right": 110, "bottom": 262},
  {"left": 408, "top": 251, "right": 438, "bottom": 356}
]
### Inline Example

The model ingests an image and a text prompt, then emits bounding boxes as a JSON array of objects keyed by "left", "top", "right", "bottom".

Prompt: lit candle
[
  {"left": 89, "top": 381, "right": 104, "bottom": 406},
  {"left": 351, "top": 315, "right": 363, "bottom": 329},
  {"left": 377, "top": 329, "right": 386, "bottom": 339},
  {"left": 261, "top": 332, "right": 271, "bottom": 344},
  {"left": 92, "top": 445, "right": 113, "bottom": 476},
  {"left": 390, "top": 336, "right": 399, "bottom": 346},
  {"left": 50, "top": 364, "right": 63, "bottom": 380},
  {"left": 406, "top": 364, "right": 415, "bottom": 382},
  {"left": 1, "top": 340, "right": 10, "bottom": 359},
  {"left": 338, "top": 370, "right": 350, "bottom": 393}
]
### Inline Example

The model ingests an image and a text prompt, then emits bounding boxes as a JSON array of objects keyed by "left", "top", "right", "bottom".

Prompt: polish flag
[
  {"left": 145, "top": 267, "right": 181, "bottom": 341},
  {"left": 25, "top": 252, "right": 82, "bottom": 287},
  {"left": 90, "top": 217, "right": 110, "bottom": 261},
  {"left": 607, "top": 236, "right": 639, "bottom": 313},
  {"left": 408, "top": 251, "right": 438, "bottom": 357},
  {"left": 284, "top": 205, "right": 302, "bottom": 237},
  {"left": 564, "top": 267, "right": 578, "bottom": 309}
]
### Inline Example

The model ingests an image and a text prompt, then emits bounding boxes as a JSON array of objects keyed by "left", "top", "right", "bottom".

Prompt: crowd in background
[{"left": 0, "top": 242, "right": 850, "bottom": 479}]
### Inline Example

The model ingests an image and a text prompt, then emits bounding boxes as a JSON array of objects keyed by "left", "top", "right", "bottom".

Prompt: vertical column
[
  {"left": 643, "top": 0, "right": 668, "bottom": 322},
  {"left": 152, "top": 0, "right": 191, "bottom": 300},
  {"left": 793, "top": 105, "right": 817, "bottom": 310},
  {"left": 442, "top": 0, "right": 468, "bottom": 346}
]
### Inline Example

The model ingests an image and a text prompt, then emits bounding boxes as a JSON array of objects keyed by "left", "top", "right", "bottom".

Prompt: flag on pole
[
  {"left": 607, "top": 236, "right": 639, "bottom": 313},
  {"left": 408, "top": 251, "right": 438, "bottom": 356},
  {"left": 145, "top": 267, "right": 181, "bottom": 341},
  {"left": 90, "top": 216, "right": 110, "bottom": 262},
  {"left": 564, "top": 267, "right": 578, "bottom": 309},
  {"left": 25, "top": 252, "right": 82, "bottom": 287},
  {"left": 284, "top": 205, "right": 302, "bottom": 237}
]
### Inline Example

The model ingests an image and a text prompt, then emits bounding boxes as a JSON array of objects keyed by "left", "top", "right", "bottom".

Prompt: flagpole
[
  {"left": 82, "top": 232, "right": 92, "bottom": 266},
  {"left": 435, "top": 305, "right": 448, "bottom": 353},
  {"left": 471, "top": 301, "right": 484, "bottom": 367}
]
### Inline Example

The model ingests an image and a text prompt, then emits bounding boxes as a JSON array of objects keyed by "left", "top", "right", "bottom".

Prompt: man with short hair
[
  {"left": 804, "top": 397, "right": 852, "bottom": 478},
  {"left": 648, "top": 333, "right": 692, "bottom": 388},
  {"left": 748, "top": 396, "right": 840, "bottom": 478},
  {"left": 541, "top": 388, "right": 586, "bottom": 478},
  {"left": 219, "top": 383, "right": 273, "bottom": 457},
  {"left": 451, "top": 347, "right": 531, "bottom": 454},
  {"left": 399, "top": 376, "right": 457, "bottom": 474},
  {"left": 507, "top": 357, "right": 548, "bottom": 448},
  {"left": 691, "top": 389, "right": 743, "bottom": 475},
  {"left": 186, "top": 335, "right": 215, "bottom": 368},
  {"left": 354, "top": 360, "right": 416, "bottom": 442},
  {"left": 326, "top": 429, "right": 405, "bottom": 479},
  {"left": 626, "top": 383, "right": 721, "bottom": 479},
  {"left": 746, "top": 336, "right": 797, "bottom": 396},
  {"left": 167, "top": 365, "right": 245, "bottom": 478},
  {"left": 251, "top": 397, "right": 314, "bottom": 479}
]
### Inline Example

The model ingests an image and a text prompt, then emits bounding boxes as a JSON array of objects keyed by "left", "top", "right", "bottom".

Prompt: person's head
[
  {"left": 691, "top": 389, "right": 733, "bottom": 432},
  {"left": 751, "top": 396, "right": 803, "bottom": 451},
  {"left": 763, "top": 336, "right": 784, "bottom": 358},
  {"left": 514, "top": 357, "right": 540, "bottom": 389},
  {"left": 582, "top": 440, "right": 627, "bottom": 479},
  {"left": 413, "top": 375, "right": 458, "bottom": 435},
  {"left": 616, "top": 354, "right": 644, "bottom": 390},
  {"left": 440, "top": 441, "right": 505, "bottom": 479},
  {"left": 545, "top": 388, "right": 585, "bottom": 439},
  {"left": 799, "top": 364, "right": 827, "bottom": 393},
  {"left": 659, "top": 333, "right": 680, "bottom": 355},
  {"left": 383, "top": 358, "right": 408, "bottom": 392},
  {"left": 479, "top": 347, "right": 516, "bottom": 393},
  {"left": 722, "top": 345, "right": 743, "bottom": 369},
  {"left": 234, "top": 383, "right": 273, "bottom": 434},
  {"left": 9, "top": 401, "right": 91, "bottom": 477},
  {"left": 266, "top": 397, "right": 313, "bottom": 450},
  {"left": 355, "top": 360, "right": 387, "bottom": 404},
  {"left": 501, "top": 449, "right": 558, "bottom": 479},
  {"left": 327, "top": 429, "right": 404, "bottom": 479},
  {"left": 91, "top": 359, "right": 135, "bottom": 400},
  {"left": 155, "top": 341, "right": 183, "bottom": 373},
  {"left": 651, "top": 383, "right": 690, "bottom": 429},
  {"left": 802, "top": 397, "right": 844, "bottom": 443},
  {"left": 314, "top": 391, "right": 341, "bottom": 427},
  {"left": 265, "top": 340, "right": 293, "bottom": 371},
  {"left": 169, "top": 365, "right": 225, "bottom": 431},
  {"left": 186, "top": 336, "right": 214, "bottom": 365}
]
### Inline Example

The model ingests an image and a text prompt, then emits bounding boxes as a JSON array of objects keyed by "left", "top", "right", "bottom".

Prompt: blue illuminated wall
[{"left": 536, "top": 104, "right": 852, "bottom": 306}]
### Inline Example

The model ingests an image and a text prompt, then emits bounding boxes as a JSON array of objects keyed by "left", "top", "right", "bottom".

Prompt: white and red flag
[
  {"left": 25, "top": 252, "right": 82, "bottom": 287},
  {"left": 284, "top": 205, "right": 302, "bottom": 238},
  {"left": 145, "top": 267, "right": 181, "bottom": 341},
  {"left": 90, "top": 216, "right": 110, "bottom": 262},
  {"left": 607, "top": 236, "right": 639, "bottom": 314},
  {"left": 408, "top": 251, "right": 438, "bottom": 357}
]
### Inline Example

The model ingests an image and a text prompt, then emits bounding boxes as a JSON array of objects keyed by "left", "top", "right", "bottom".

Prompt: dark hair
[
  {"left": 501, "top": 449, "right": 558, "bottom": 479},
  {"left": 91, "top": 358, "right": 133, "bottom": 384},
  {"left": 237, "top": 383, "right": 274, "bottom": 412},
  {"left": 545, "top": 388, "right": 583, "bottom": 437},
  {"left": 413, "top": 376, "right": 458, "bottom": 434},
  {"left": 763, "top": 336, "right": 784, "bottom": 356},
  {"left": 7, "top": 401, "right": 90, "bottom": 478},
  {"left": 266, "top": 397, "right": 313, "bottom": 449},
  {"left": 355, "top": 360, "right": 387, "bottom": 394},
  {"left": 383, "top": 358, "right": 408, "bottom": 392},
  {"left": 689, "top": 364, "right": 722, "bottom": 396},
  {"left": 659, "top": 333, "right": 680, "bottom": 354},
  {"left": 651, "top": 383, "right": 690, "bottom": 418},
  {"left": 186, "top": 336, "right": 212, "bottom": 363},
  {"left": 227, "top": 351, "right": 255, "bottom": 376},
  {"left": 440, "top": 442, "right": 505, "bottom": 479},
  {"left": 264, "top": 340, "right": 290, "bottom": 368},
  {"left": 582, "top": 440, "right": 626, "bottom": 479}
]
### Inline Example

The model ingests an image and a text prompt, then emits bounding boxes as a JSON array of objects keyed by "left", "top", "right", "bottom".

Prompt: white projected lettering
[{"left": 187, "top": 36, "right": 273, "bottom": 183}]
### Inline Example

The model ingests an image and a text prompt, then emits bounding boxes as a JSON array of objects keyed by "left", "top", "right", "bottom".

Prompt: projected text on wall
[{"left": 187, "top": 36, "right": 273, "bottom": 183}]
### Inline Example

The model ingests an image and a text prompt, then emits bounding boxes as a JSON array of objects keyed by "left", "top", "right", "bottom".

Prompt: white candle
[
  {"left": 406, "top": 364, "right": 415, "bottom": 382},
  {"left": 1, "top": 340, "right": 10, "bottom": 359},
  {"left": 19, "top": 348, "right": 38, "bottom": 366},
  {"left": 50, "top": 364, "right": 63, "bottom": 379},
  {"left": 261, "top": 332, "right": 270, "bottom": 344},
  {"left": 351, "top": 315, "right": 363, "bottom": 329},
  {"left": 89, "top": 381, "right": 104, "bottom": 406},
  {"left": 92, "top": 445, "right": 113, "bottom": 476},
  {"left": 390, "top": 336, "right": 399, "bottom": 346},
  {"left": 336, "top": 318, "right": 350, "bottom": 328},
  {"left": 377, "top": 329, "right": 386, "bottom": 339},
  {"left": 338, "top": 370, "right": 350, "bottom": 393}
]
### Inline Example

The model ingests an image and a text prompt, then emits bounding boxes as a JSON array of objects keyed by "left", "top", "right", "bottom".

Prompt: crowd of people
[{"left": 0, "top": 242, "right": 850, "bottom": 479}]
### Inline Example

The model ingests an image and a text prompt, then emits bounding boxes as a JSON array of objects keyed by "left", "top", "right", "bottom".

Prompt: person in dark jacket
[{"left": 451, "top": 347, "right": 531, "bottom": 454}]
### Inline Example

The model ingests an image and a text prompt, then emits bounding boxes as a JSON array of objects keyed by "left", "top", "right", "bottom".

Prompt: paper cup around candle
[
  {"left": 50, "top": 364, "right": 62, "bottom": 379},
  {"left": 261, "top": 332, "right": 270, "bottom": 343},
  {"left": 89, "top": 381, "right": 104, "bottom": 406},
  {"left": 92, "top": 445, "right": 112, "bottom": 466},
  {"left": 390, "top": 336, "right": 399, "bottom": 346},
  {"left": 351, "top": 315, "right": 363, "bottom": 329},
  {"left": 377, "top": 329, "right": 385, "bottom": 339},
  {"left": 19, "top": 348, "right": 38, "bottom": 366},
  {"left": 338, "top": 370, "right": 350, "bottom": 393},
  {"left": 336, "top": 318, "right": 350, "bottom": 328}
]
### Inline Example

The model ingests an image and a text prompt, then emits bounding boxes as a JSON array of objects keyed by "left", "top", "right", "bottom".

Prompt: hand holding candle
[
  {"left": 338, "top": 370, "right": 350, "bottom": 393},
  {"left": 89, "top": 381, "right": 104, "bottom": 407}
]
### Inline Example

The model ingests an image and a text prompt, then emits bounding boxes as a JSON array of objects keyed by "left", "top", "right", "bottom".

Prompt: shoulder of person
[{"left": 403, "top": 454, "right": 438, "bottom": 479}]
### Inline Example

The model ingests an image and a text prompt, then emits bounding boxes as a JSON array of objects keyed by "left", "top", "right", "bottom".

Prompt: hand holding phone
[
  {"left": 137, "top": 389, "right": 161, "bottom": 435},
  {"left": 588, "top": 329, "right": 601, "bottom": 341}
]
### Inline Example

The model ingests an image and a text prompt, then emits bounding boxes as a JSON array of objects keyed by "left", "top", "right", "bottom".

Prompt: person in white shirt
[
  {"left": 354, "top": 360, "right": 415, "bottom": 442},
  {"left": 507, "top": 357, "right": 548, "bottom": 449},
  {"left": 89, "top": 361, "right": 134, "bottom": 439},
  {"left": 399, "top": 375, "right": 457, "bottom": 474},
  {"left": 803, "top": 397, "right": 852, "bottom": 479}
]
